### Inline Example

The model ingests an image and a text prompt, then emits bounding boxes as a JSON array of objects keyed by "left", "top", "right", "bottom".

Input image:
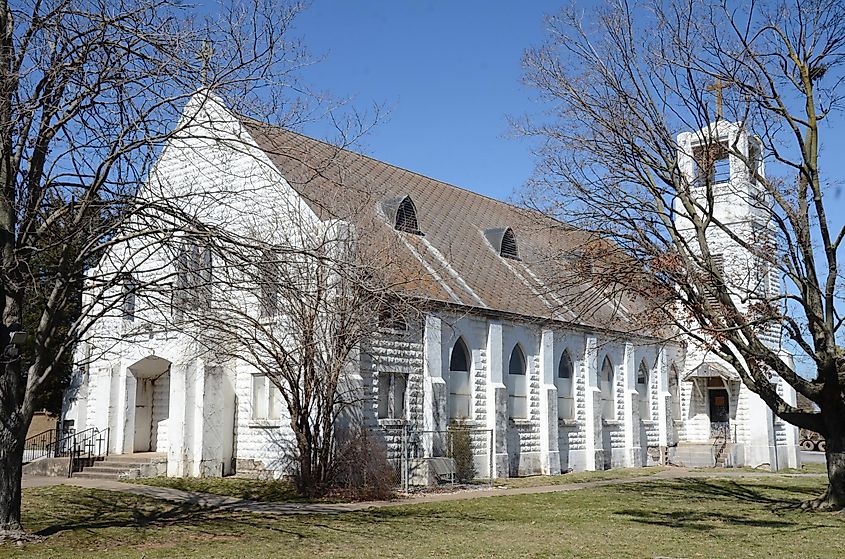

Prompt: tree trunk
[
  {"left": 815, "top": 430, "right": 845, "bottom": 510},
  {"left": 0, "top": 417, "right": 26, "bottom": 535},
  {"left": 803, "top": 414, "right": 845, "bottom": 511},
  {"left": 821, "top": 444, "right": 845, "bottom": 509}
]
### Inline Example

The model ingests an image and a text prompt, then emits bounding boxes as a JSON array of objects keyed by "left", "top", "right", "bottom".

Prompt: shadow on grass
[
  {"left": 31, "top": 489, "right": 308, "bottom": 540},
  {"left": 611, "top": 478, "right": 822, "bottom": 506},
  {"left": 613, "top": 508, "right": 795, "bottom": 530},
  {"left": 130, "top": 477, "right": 310, "bottom": 503}
]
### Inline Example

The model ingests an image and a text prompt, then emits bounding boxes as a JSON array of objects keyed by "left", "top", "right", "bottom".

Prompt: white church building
[{"left": 62, "top": 94, "right": 800, "bottom": 480}]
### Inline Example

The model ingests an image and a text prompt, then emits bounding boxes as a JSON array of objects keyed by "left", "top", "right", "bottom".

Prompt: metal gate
[{"left": 394, "top": 425, "right": 494, "bottom": 492}]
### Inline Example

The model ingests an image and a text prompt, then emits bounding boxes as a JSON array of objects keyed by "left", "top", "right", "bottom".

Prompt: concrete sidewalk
[{"left": 21, "top": 468, "right": 826, "bottom": 516}]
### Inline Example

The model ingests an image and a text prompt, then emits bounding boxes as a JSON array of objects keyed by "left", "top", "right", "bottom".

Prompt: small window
[
  {"left": 122, "top": 277, "right": 136, "bottom": 322},
  {"left": 500, "top": 228, "right": 519, "bottom": 260},
  {"left": 637, "top": 361, "right": 648, "bottom": 385},
  {"left": 395, "top": 196, "right": 421, "bottom": 234},
  {"left": 251, "top": 374, "right": 281, "bottom": 420},
  {"left": 509, "top": 345, "right": 526, "bottom": 375},
  {"left": 378, "top": 372, "right": 407, "bottom": 420},
  {"left": 558, "top": 350, "right": 573, "bottom": 379},
  {"left": 258, "top": 250, "right": 279, "bottom": 318}
]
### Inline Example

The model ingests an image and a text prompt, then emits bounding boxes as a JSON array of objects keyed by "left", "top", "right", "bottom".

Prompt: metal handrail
[
  {"left": 59, "top": 427, "right": 110, "bottom": 477},
  {"left": 23, "top": 427, "right": 60, "bottom": 463},
  {"left": 712, "top": 423, "right": 730, "bottom": 466},
  {"left": 54, "top": 427, "right": 96, "bottom": 457}
]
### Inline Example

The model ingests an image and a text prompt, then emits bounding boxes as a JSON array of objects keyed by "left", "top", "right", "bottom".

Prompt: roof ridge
[{"left": 238, "top": 116, "right": 546, "bottom": 225}]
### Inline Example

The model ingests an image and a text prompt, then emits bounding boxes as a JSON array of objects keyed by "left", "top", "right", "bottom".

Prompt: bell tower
[
  {"left": 672, "top": 120, "right": 799, "bottom": 470},
  {"left": 674, "top": 121, "right": 781, "bottom": 349}
]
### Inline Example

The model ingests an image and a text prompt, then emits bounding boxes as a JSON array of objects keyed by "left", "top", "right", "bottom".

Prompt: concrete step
[
  {"left": 74, "top": 466, "right": 142, "bottom": 479},
  {"left": 99, "top": 454, "right": 165, "bottom": 464},
  {"left": 91, "top": 462, "right": 151, "bottom": 470},
  {"left": 78, "top": 466, "right": 139, "bottom": 476},
  {"left": 73, "top": 470, "right": 130, "bottom": 480},
  {"left": 73, "top": 453, "right": 166, "bottom": 479}
]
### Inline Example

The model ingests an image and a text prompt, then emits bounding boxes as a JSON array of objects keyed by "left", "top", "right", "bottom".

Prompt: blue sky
[
  {"left": 290, "top": 1, "right": 845, "bottom": 212},
  {"left": 286, "top": 1, "right": 844, "bottom": 377},
  {"left": 293, "top": 1, "right": 560, "bottom": 203}
]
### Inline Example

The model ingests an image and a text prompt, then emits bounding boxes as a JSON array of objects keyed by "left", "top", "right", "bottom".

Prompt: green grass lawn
[{"left": 3, "top": 474, "right": 843, "bottom": 558}]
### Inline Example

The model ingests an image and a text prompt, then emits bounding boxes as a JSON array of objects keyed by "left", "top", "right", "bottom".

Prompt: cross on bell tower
[{"left": 705, "top": 78, "right": 728, "bottom": 119}]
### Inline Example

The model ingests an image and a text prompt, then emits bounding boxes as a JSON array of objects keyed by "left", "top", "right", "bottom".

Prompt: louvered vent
[
  {"left": 703, "top": 253, "right": 725, "bottom": 307},
  {"left": 395, "top": 196, "right": 421, "bottom": 234},
  {"left": 500, "top": 228, "right": 519, "bottom": 260}
]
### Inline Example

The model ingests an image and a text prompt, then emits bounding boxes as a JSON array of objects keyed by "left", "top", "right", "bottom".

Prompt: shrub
[
  {"left": 449, "top": 421, "right": 477, "bottom": 483},
  {"left": 328, "top": 426, "right": 397, "bottom": 500}
]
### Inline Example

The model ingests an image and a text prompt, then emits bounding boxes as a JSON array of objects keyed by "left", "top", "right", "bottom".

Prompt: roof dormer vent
[
  {"left": 382, "top": 195, "right": 423, "bottom": 235},
  {"left": 484, "top": 227, "right": 520, "bottom": 260}
]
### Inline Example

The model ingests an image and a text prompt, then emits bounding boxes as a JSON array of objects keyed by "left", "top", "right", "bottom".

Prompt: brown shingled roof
[{"left": 241, "top": 119, "right": 652, "bottom": 334}]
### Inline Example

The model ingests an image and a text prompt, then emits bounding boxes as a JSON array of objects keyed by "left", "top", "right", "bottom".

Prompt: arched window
[
  {"left": 394, "top": 196, "right": 421, "bottom": 234},
  {"left": 500, "top": 228, "right": 519, "bottom": 260},
  {"left": 637, "top": 360, "right": 651, "bottom": 420},
  {"left": 509, "top": 345, "right": 526, "bottom": 375},
  {"left": 600, "top": 356, "right": 615, "bottom": 420},
  {"left": 602, "top": 356, "right": 613, "bottom": 383},
  {"left": 636, "top": 362, "right": 648, "bottom": 385},
  {"left": 450, "top": 338, "right": 469, "bottom": 372},
  {"left": 508, "top": 344, "right": 528, "bottom": 419},
  {"left": 557, "top": 349, "right": 574, "bottom": 419},
  {"left": 448, "top": 338, "right": 471, "bottom": 420},
  {"left": 558, "top": 350, "right": 573, "bottom": 379}
]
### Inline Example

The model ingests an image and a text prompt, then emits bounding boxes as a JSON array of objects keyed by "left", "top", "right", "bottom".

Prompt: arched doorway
[{"left": 128, "top": 356, "right": 171, "bottom": 453}]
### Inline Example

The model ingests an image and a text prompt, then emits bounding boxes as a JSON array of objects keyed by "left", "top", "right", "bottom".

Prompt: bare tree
[
  {"left": 520, "top": 0, "right": 845, "bottom": 509},
  {"left": 183, "top": 209, "right": 418, "bottom": 496},
  {"left": 0, "top": 0, "right": 317, "bottom": 536}
]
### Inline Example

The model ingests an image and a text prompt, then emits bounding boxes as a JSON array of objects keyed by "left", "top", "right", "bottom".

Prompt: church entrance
[
  {"left": 708, "top": 388, "right": 730, "bottom": 439},
  {"left": 128, "top": 356, "right": 171, "bottom": 453},
  {"left": 133, "top": 378, "right": 153, "bottom": 452}
]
